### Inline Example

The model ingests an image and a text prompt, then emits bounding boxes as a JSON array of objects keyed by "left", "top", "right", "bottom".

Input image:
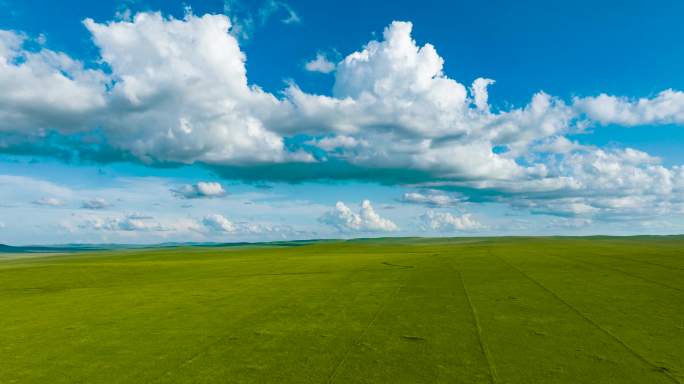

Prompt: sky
[{"left": 1, "top": 0, "right": 683, "bottom": 244}]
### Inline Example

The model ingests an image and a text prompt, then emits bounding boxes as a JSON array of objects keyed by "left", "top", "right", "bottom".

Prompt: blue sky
[{"left": 1, "top": 0, "right": 683, "bottom": 244}]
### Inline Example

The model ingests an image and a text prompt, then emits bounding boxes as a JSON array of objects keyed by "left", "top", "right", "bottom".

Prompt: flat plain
[{"left": 0, "top": 237, "right": 682, "bottom": 383}]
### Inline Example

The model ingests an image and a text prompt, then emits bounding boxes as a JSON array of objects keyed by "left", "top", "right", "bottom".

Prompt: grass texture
[{"left": 0, "top": 237, "right": 682, "bottom": 383}]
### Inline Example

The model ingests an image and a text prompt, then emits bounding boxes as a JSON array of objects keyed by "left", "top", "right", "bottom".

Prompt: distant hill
[
  {"left": 1, "top": 235, "right": 682, "bottom": 253},
  {"left": 0, "top": 239, "right": 332, "bottom": 253},
  {"left": 0, "top": 243, "right": 106, "bottom": 253}
]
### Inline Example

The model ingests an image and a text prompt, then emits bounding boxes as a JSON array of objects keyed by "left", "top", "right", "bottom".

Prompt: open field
[{"left": 0, "top": 237, "right": 682, "bottom": 383}]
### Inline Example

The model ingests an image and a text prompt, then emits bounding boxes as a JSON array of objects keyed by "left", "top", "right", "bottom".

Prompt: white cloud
[
  {"left": 79, "top": 214, "right": 168, "bottom": 232},
  {"left": 419, "top": 211, "right": 484, "bottom": 231},
  {"left": 319, "top": 200, "right": 398, "bottom": 232},
  {"left": 331, "top": 21, "right": 469, "bottom": 136},
  {"left": 81, "top": 198, "right": 110, "bottom": 210},
  {"left": 447, "top": 147, "right": 684, "bottom": 221},
  {"left": 0, "top": 30, "right": 106, "bottom": 135},
  {"left": 74, "top": 212, "right": 207, "bottom": 235},
  {"left": 307, "top": 135, "right": 367, "bottom": 151},
  {"left": 2, "top": 14, "right": 298, "bottom": 165},
  {"left": 172, "top": 181, "right": 226, "bottom": 199},
  {"left": 305, "top": 53, "right": 335, "bottom": 74},
  {"left": 1, "top": 173, "right": 331, "bottom": 243},
  {"left": 400, "top": 191, "right": 461, "bottom": 207},
  {"left": 282, "top": 21, "right": 574, "bottom": 182},
  {"left": 533, "top": 136, "right": 581, "bottom": 154},
  {"left": 574, "top": 89, "right": 684, "bottom": 126},
  {"left": 470, "top": 78, "right": 495, "bottom": 111},
  {"left": 202, "top": 213, "right": 237, "bottom": 232},
  {"left": 117, "top": 216, "right": 164, "bottom": 231},
  {"left": 82, "top": 12, "right": 303, "bottom": 165},
  {"left": 32, "top": 197, "right": 64, "bottom": 206},
  {"left": 0, "top": 13, "right": 683, "bottom": 224},
  {"left": 201, "top": 213, "right": 302, "bottom": 236},
  {"left": 0, "top": 15, "right": 664, "bottom": 185}
]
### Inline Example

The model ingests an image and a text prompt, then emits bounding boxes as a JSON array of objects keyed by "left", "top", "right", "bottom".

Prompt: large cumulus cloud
[
  {"left": 0, "top": 30, "right": 106, "bottom": 135},
  {"left": 83, "top": 13, "right": 303, "bottom": 165},
  {"left": 0, "top": 12, "right": 683, "bottom": 222}
]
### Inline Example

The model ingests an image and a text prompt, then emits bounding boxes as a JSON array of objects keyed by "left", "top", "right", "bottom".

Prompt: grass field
[{"left": 0, "top": 237, "right": 682, "bottom": 383}]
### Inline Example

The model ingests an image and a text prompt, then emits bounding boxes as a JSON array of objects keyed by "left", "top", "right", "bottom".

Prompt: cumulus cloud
[
  {"left": 305, "top": 53, "right": 335, "bottom": 74},
  {"left": 281, "top": 21, "right": 574, "bottom": 182},
  {"left": 330, "top": 21, "right": 470, "bottom": 136},
  {"left": 32, "top": 197, "right": 64, "bottom": 206},
  {"left": 439, "top": 146, "right": 684, "bottom": 221},
  {"left": 0, "top": 30, "right": 106, "bottom": 135},
  {"left": 0, "top": 13, "right": 683, "bottom": 223},
  {"left": 470, "top": 78, "right": 495, "bottom": 111},
  {"left": 81, "top": 198, "right": 110, "bottom": 210},
  {"left": 202, "top": 213, "right": 236, "bottom": 232},
  {"left": 574, "top": 90, "right": 684, "bottom": 126},
  {"left": 3, "top": 13, "right": 296, "bottom": 165},
  {"left": 319, "top": 200, "right": 398, "bottom": 232},
  {"left": 172, "top": 182, "right": 226, "bottom": 199},
  {"left": 83, "top": 12, "right": 304, "bottom": 165},
  {"left": 419, "top": 211, "right": 484, "bottom": 231}
]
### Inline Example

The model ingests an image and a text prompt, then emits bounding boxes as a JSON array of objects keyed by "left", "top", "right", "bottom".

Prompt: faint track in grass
[
  {"left": 548, "top": 253, "right": 682, "bottom": 292},
  {"left": 326, "top": 277, "right": 408, "bottom": 383},
  {"left": 147, "top": 294, "right": 295, "bottom": 383},
  {"left": 592, "top": 253, "right": 684, "bottom": 271},
  {"left": 492, "top": 249, "right": 681, "bottom": 384},
  {"left": 452, "top": 265, "right": 498, "bottom": 384},
  {"left": 149, "top": 267, "right": 389, "bottom": 383}
]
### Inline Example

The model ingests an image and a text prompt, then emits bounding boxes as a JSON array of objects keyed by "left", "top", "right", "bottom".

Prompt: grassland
[{"left": 0, "top": 237, "right": 682, "bottom": 383}]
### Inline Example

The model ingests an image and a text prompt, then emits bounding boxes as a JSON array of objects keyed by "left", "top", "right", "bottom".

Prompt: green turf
[{"left": 0, "top": 237, "right": 682, "bottom": 383}]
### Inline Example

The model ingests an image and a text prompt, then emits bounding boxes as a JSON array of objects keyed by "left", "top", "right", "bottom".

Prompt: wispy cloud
[
  {"left": 32, "top": 197, "right": 64, "bottom": 207},
  {"left": 81, "top": 198, "right": 110, "bottom": 210},
  {"left": 400, "top": 190, "right": 462, "bottom": 207},
  {"left": 223, "top": 0, "right": 300, "bottom": 40},
  {"left": 419, "top": 211, "right": 484, "bottom": 232},
  {"left": 258, "top": 0, "right": 300, "bottom": 25}
]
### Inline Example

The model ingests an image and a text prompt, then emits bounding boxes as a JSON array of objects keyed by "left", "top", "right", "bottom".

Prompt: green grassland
[{"left": 0, "top": 237, "right": 682, "bottom": 383}]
